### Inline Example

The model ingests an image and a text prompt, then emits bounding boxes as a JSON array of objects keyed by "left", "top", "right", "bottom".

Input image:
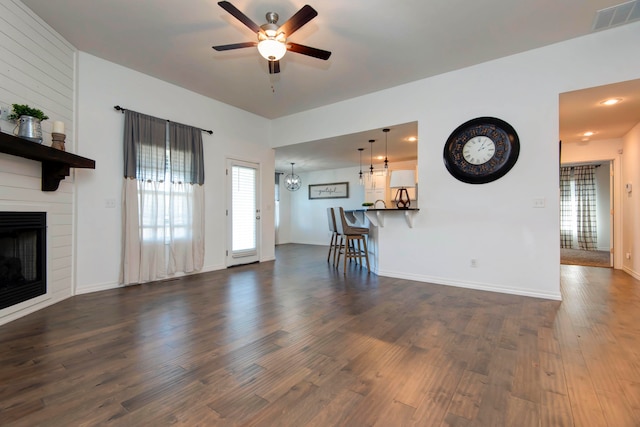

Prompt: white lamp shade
[
  {"left": 389, "top": 170, "right": 416, "bottom": 188},
  {"left": 257, "top": 39, "right": 286, "bottom": 61}
]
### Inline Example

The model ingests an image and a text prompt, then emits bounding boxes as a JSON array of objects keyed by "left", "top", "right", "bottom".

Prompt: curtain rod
[
  {"left": 562, "top": 162, "right": 602, "bottom": 168},
  {"left": 114, "top": 105, "right": 213, "bottom": 135}
]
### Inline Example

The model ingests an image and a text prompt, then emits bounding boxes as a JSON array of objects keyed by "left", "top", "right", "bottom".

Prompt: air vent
[{"left": 592, "top": 0, "right": 640, "bottom": 31}]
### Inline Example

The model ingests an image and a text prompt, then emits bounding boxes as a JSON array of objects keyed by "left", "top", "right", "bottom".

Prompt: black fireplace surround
[{"left": 0, "top": 212, "right": 46, "bottom": 310}]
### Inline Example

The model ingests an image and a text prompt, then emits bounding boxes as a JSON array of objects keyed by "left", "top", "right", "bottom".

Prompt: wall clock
[{"left": 443, "top": 117, "right": 519, "bottom": 184}]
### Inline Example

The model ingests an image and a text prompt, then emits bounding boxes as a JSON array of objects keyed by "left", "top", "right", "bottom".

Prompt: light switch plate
[{"left": 0, "top": 106, "right": 10, "bottom": 121}]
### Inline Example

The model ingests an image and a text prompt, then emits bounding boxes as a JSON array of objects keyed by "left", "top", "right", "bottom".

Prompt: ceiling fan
[{"left": 212, "top": 1, "right": 331, "bottom": 74}]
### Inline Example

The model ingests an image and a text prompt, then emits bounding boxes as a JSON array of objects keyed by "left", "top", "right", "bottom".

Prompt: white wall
[
  {"left": 0, "top": 0, "right": 78, "bottom": 325},
  {"left": 74, "top": 52, "right": 274, "bottom": 294},
  {"left": 272, "top": 21, "right": 640, "bottom": 300},
  {"left": 276, "top": 176, "right": 292, "bottom": 245},
  {"left": 622, "top": 121, "right": 640, "bottom": 279},
  {"left": 289, "top": 166, "right": 365, "bottom": 246}
]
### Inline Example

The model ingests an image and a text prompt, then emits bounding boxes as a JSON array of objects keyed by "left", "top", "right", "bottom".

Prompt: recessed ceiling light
[
  {"left": 376, "top": 155, "right": 384, "bottom": 160},
  {"left": 583, "top": 131, "right": 595, "bottom": 137},
  {"left": 407, "top": 136, "right": 417, "bottom": 142},
  {"left": 600, "top": 98, "right": 622, "bottom": 106}
]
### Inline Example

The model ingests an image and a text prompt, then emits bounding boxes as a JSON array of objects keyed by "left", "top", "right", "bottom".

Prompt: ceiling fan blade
[
  {"left": 268, "top": 60, "right": 281, "bottom": 74},
  {"left": 277, "top": 5, "right": 317, "bottom": 37},
  {"left": 217, "top": 1, "right": 262, "bottom": 34},
  {"left": 287, "top": 42, "right": 331, "bottom": 60},
  {"left": 212, "top": 41, "right": 257, "bottom": 51}
]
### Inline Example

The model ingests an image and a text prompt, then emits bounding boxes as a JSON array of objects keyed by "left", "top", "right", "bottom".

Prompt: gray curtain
[
  {"left": 169, "top": 122, "right": 204, "bottom": 185},
  {"left": 574, "top": 165, "right": 597, "bottom": 251},
  {"left": 123, "top": 111, "right": 166, "bottom": 181}
]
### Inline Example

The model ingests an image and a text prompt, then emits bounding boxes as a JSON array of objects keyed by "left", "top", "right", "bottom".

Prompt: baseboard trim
[
  {"left": 622, "top": 266, "right": 640, "bottom": 281},
  {"left": 0, "top": 294, "right": 58, "bottom": 326},
  {"left": 75, "top": 263, "right": 228, "bottom": 295},
  {"left": 75, "top": 281, "right": 123, "bottom": 295},
  {"left": 377, "top": 269, "right": 562, "bottom": 301}
]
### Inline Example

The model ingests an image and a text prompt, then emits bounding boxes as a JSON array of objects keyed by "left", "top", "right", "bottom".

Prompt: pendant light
[
  {"left": 382, "top": 128, "right": 390, "bottom": 176},
  {"left": 285, "top": 162, "right": 301, "bottom": 191},
  {"left": 358, "top": 148, "right": 365, "bottom": 185},
  {"left": 368, "top": 139, "right": 375, "bottom": 178}
]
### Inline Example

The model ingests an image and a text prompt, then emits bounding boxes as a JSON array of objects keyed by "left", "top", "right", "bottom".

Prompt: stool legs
[
  {"left": 327, "top": 232, "right": 336, "bottom": 263},
  {"left": 340, "top": 235, "right": 370, "bottom": 274}
]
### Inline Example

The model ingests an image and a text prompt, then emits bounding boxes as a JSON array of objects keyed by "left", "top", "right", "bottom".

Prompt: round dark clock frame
[{"left": 443, "top": 117, "right": 520, "bottom": 184}]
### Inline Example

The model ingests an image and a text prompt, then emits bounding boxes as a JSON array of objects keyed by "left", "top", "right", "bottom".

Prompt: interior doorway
[
  {"left": 559, "top": 160, "right": 612, "bottom": 268},
  {"left": 558, "top": 78, "right": 640, "bottom": 271}
]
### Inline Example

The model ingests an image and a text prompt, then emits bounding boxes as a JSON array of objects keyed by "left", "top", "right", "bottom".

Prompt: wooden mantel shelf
[{"left": 0, "top": 131, "right": 95, "bottom": 191}]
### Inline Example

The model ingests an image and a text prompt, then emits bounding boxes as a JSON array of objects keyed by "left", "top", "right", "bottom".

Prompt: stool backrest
[
  {"left": 334, "top": 208, "right": 346, "bottom": 235},
  {"left": 327, "top": 207, "right": 337, "bottom": 233},
  {"left": 338, "top": 207, "right": 361, "bottom": 235}
]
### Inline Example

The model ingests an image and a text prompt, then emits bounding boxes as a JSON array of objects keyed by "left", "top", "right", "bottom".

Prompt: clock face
[
  {"left": 443, "top": 117, "right": 519, "bottom": 184},
  {"left": 462, "top": 136, "right": 496, "bottom": 165}
]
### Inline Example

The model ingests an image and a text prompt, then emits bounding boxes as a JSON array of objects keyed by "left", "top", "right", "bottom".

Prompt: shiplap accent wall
[{"left": 0, "top": 0, "right": 77, "bottom": 325}]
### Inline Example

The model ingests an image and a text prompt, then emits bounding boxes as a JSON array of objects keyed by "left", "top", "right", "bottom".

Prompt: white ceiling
[
  {"left": 20, "top": 0, "right": 640, "bottom": 173},
  {"left": 274, "top": 121, "right": 418, "bottom": 174},
  {"left": 22, "top": 0, "right": 630, "bottom": 120},
  {"left": 560, "top": 78, "right": 640, "bottom": 144}
]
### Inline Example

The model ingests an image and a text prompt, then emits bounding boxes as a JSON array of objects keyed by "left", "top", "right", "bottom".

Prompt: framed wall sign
[{"left": 309, "top": 182, "right": 349, "bottom": 199}]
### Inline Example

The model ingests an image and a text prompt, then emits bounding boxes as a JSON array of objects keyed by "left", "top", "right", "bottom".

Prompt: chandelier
[{"left": 284, "top": 162, "right": 301, "bottom": 191}]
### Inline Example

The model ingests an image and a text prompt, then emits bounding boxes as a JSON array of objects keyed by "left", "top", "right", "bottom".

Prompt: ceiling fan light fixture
[
  {"left": 258, "top": 38, "right": 286, "bottom": 61},
  {"left": 213, "top": 3, "right": 330, "bottom": 74}
]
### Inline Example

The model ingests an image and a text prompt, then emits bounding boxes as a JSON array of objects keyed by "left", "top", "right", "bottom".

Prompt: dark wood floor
[{"left": 1, "top": 244, "right": 639, "bottom": 426}]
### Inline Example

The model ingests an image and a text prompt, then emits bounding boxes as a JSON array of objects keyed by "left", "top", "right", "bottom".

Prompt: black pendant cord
[
  {"left": 358, "top": 147, "right": 364, "bottom": 182},
  {"left": 383, "top": 128, "right": 390, "bottom": 171},
  {"left": 369, "top": 139, "right": 375, "bottom": 175},
  {"left": 114, "top": 105, "right": 213, "bottom": 135}
]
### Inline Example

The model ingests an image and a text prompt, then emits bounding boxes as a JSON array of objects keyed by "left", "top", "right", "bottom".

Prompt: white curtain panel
[{"left": 168, "top": 182, "right": 204, "bottom": 275}]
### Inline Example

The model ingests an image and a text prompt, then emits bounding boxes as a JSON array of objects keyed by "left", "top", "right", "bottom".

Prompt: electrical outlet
[
  {"left": 105, "top": 198, "right": 116, "bottom": 208},
  {"left": 0, "top": 105, "right": 10, "bottom": 121},
  {"left": 470, "top": 259, "right": 478, "bottom": 268},
  {"left": 626, "top": 252, "right": 632, "bottom": 260},
  {"left": 533, "top": 198, "right": 546, "bottom": 208}
]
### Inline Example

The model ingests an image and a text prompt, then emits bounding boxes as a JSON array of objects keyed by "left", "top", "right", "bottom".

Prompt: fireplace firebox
[{"left": 0, "top": 212, "right": 46, "bottom": 310}]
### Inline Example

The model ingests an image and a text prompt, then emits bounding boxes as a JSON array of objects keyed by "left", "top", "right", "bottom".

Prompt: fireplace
[{"left": 0, "top": 212, "right": 46, "bottom": 310}]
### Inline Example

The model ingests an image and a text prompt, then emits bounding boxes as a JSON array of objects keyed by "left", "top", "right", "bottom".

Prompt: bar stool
[
  {"left": 326, "top": 207, "right": 340, "bottom": 265},
  {"left": 335, "top": 207, "right": 370, "bottom": 273}
]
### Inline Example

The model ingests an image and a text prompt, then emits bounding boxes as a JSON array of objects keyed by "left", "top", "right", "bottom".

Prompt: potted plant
[
  {"left": 8, "top": 104, "right": 49, "bottom": 121},
  {"left": 9, "top": 104, "right": 48, "bottom": 144}
]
